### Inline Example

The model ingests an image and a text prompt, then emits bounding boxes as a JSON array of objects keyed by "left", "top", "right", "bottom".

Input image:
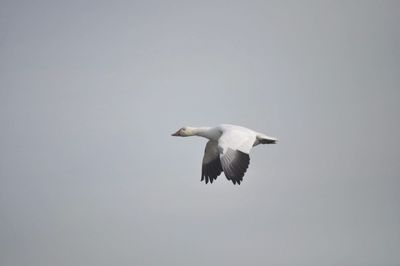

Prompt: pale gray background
[{"left": 1, "top": 1, "right": 399, "bottom": 265}]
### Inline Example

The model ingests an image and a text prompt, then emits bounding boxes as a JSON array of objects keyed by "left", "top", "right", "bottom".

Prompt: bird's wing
[
  {"left": 201, "top": 140, "right": 223, "bottom": 184},
  {"left": 218, "top": 129, "right": 255, "bottom": 185}
]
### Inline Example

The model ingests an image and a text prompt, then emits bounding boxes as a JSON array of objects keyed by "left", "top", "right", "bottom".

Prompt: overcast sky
[{"left": 1, "top": 1, "right": 399, "bottom": 265}]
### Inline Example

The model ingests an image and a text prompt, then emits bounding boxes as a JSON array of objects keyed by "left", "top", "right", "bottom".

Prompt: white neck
[{"left": 188, "top": 126, "right": 213, "bottom": 139}]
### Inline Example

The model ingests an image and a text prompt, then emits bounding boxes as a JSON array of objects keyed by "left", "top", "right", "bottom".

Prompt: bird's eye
[{"left": 181, "top": 128, "right": 186, "bottom": 131}]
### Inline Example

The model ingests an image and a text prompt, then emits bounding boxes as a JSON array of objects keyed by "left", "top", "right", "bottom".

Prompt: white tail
[{"left": 256, "top": 134, "right": 278, "bottom": 144}]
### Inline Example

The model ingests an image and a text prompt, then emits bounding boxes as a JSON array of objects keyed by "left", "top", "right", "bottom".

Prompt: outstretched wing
[
  {"left": 218, "top": 129, "right": 255, "bottom": 185},
  {"left": 201, "top": 140, "right": 223, "bottom": 184}
]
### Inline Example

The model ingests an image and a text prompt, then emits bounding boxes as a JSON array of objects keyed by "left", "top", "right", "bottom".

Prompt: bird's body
[{"left": 172, "top": 124, "right": 277, "bottom": 185}]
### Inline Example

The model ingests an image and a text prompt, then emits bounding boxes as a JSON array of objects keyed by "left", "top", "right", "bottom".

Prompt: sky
[{"left": 0, "top": 1, "right": 399, "bottom": 265}]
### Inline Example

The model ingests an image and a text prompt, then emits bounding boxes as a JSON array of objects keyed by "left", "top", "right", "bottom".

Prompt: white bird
[{"left": 171, "top": 124, "right": 277, "bottom": 185}]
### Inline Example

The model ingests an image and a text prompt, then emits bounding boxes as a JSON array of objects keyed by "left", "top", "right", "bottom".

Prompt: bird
[{"left": 171, "top": 124, "right": 277, "bottom": 185}]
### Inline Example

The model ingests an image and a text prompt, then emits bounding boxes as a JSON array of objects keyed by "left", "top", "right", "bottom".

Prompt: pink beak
[{"left": 171, "top": 130, "right": 180, "bottom": 136}]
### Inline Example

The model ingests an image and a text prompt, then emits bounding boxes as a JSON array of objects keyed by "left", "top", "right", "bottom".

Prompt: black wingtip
[
  {"left": 221, "top": 149, "right": 250, "bottom": 185},
  {"left": 201, "top": 157, "right": 223, "bottom": 185}
]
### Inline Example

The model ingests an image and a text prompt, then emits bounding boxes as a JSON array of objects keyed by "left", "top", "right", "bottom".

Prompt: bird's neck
[{"left": 191, "top": 127, "right": 213, "bottom": 139}]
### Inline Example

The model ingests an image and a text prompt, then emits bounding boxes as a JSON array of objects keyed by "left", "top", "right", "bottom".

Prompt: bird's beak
[{"left": 171, "top": 130, "right": 180, "bottom": 136}]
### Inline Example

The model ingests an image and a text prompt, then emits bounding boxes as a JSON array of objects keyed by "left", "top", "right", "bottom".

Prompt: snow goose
[{"left": 171, "top": 124, "right": 277, "bottom": 185}]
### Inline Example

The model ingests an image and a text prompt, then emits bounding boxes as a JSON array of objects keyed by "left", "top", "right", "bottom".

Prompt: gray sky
[{"left": 1, "top": 1, "right": 399, "bottom": 265}]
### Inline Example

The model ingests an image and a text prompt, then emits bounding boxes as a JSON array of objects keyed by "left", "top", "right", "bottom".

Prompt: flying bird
[{"left": 171, "top": 124, "right": 277, "bottom": 185}]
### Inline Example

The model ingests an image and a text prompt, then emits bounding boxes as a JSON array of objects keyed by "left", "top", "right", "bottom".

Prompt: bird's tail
[{"left": 256, "top": 134, "right": 278, "bottom": 144}]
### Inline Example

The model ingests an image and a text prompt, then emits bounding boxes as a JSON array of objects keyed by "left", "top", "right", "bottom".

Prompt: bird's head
[{"left": 171, "top": 126, "right": 196, "bottom": 137}]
